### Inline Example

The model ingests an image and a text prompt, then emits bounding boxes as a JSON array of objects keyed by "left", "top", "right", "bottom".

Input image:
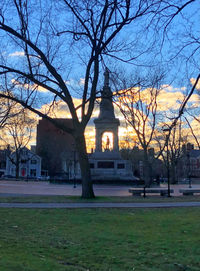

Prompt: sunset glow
[{"left": 2, "top": 81, "right": 199, "bottom": 152}]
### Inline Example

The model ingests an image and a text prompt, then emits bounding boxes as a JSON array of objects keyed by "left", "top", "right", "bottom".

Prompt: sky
[
  {"left": 0, "top": 0, "right": 200, "bottom": 152},
  {"left": 20, "top": 81, "right": 199, "bottom": 152},
  {"left": 2, "top": 51, "right": 200, "bottom": 151}
]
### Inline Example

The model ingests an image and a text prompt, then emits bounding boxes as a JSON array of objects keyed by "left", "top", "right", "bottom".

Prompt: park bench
[
  {"left": 129, "top": 188, "right": 174, "bottom": 197},
  {"left": 179, "top": 189, "right": 200, "bottom": 196}
]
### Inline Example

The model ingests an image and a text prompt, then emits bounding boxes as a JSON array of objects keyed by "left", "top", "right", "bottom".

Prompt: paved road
[
  {"left": 0, "top": 181, "right": 130, "bottom": 196},
  {"left": 1, "top": 180, "right": 200, "bottom": 197},
  {"left": 0, "top": 202, "right": 200, "bottom": 208},
  {"left": 1, "top": 181, "right": 200, "bottom": 209}
]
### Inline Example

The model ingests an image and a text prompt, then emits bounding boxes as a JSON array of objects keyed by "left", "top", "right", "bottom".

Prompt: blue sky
[
  {"left": 1, "top": 1, "right": 199, "bottom": 88},
  {"left": 0, "top": 1, "right": 200, "bottom": 117}
]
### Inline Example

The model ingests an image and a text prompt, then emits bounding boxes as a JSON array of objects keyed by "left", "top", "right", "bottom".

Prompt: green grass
[
  {"left": 0, "top": 208, "right": 200, "bottom": 270},
  {"left": 0, "top": 195, "right": 200, "bottom": 203}
]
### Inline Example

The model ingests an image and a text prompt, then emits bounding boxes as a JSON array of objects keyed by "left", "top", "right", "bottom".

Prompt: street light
[
  {"left": 71, "top": 143, "right": 77, "bottom": 188},
  {"left": 186, "top": 150, "right": 192, "bottom": 188},
  {"left": 163, "top": 127, "right": 171, "bottom": 197},
  {"left": 73, "top": 149, "right": 76, "bottom": 188}
]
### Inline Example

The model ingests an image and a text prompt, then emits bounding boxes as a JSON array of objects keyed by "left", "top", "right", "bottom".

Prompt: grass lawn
[
  {"left": 0, "top": 195, "right": 200, "bottom": 203},
  {"left": 0, "top": 208, "right": 200, "bottom": 271}
]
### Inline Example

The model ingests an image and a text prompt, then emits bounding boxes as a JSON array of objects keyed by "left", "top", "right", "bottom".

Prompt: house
[
  {"left": 178, "top": 143, "right": 200, "bottom": 178},
  {"left": 6, "top": 147, "right": 41, "bottom": 178},
  {"left": 185, "top": 149, "right": 200, "bottom": 178}
]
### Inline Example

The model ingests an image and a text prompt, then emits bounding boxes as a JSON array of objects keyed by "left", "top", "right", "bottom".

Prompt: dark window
[
  {"left": 21, "top": 159, "right": 26, "bottom": 164},
  {"left": 30, "top": 169, "right": 36, "bottom": 177},
  {"left": 97, "top": 161, "right": 114, "bottom": 168},
  {"left": 90, "top": 163, "right": 94, "bottom": 168},
  {"left": 31, "top": 160, "right": 37, "bottom": 164},
  {"left": 117, "top": 163, "right": 125, "bottom": 169},
  {"left": 0, "top": 162, "right": 6, "bottom": 169}
]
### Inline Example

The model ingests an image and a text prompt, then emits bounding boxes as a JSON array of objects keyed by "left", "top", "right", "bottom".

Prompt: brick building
[
  {"left": 0, "top": 148, "right": 7, "bottom": 176},
  {"left": 36, "top": 118, "right": 76, "bottom": 177}
]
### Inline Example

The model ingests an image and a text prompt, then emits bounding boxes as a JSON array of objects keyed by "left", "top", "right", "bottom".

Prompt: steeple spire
[{"left": 104, "top": 67, "right": 109, "bottom": 87}]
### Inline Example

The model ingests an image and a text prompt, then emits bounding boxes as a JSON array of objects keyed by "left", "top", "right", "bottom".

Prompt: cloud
[
  {"left": 65, "top": 78, "right": 85, "bottom": 88},
  {"left": 43, "top": 85, "right": 195, "bottom": 150},
  {"left": 39, "top": 98, "right": 95, "bottom": 120},
  {"left": 9, "top": 51, "right": 25, "bottom": 57},
  {"left": 157, "top": 89, "right": 185, "bottom": 111},
  {"left": 8, "top": 79, "right": 200, "bottom": 150},
  {"left": 190, "top": 78, "right": 200, "bottom": 90},
  {"left": 117, "top": 86, "right": 186, "bottom": 113},
  {"left": 33, "top": 85, "right": 49, "bottom": 93},
  {"left": 187, "top": 93, "right": 200, "bottom": 102},
  {"left": 11, "top": 79, "right": 49, "bottom": 93},
  {"left": 79, "top": 78, "right": 85, "bottom": 86},
  {"left": 161, "top": 84, "right": 186, "bottom": 92}
]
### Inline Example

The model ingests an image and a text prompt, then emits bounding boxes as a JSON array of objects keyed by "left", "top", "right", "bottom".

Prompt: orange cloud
[{"left": 190, "top": 78, "right": 200, "bottom": 90}]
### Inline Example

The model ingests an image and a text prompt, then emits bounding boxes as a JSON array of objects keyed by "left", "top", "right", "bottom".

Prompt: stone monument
[{"left": 89, "top": 68, "right": 135, "bottom": 181}]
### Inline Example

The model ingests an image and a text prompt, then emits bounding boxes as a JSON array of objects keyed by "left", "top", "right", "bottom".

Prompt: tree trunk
[
  {"left": 75, "top": 133, "right": 95, "bottom": 198},
  {"left": 143, "top": 150, "right": 152, "bottom": 187},
  {"left": 171, "top": 161, "right": 177, "bottom": 184},
  {"left": 15, "top": 156, "right": 20, "bottom": 179}
]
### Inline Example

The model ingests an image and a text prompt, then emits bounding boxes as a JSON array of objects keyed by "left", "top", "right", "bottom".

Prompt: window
[
  {"left": 117, "top": 163, "right": 125, "bottom": 169},
  {"left": 97, "top": 161, "right": 114, "bottom": 168},
  {"left": 21, "top": 159, "right": 26, "bottom": 164},
  {"left": 31, "top": 160, "right": 37, "bottom": 164},
  {"left": 90, "top": 163, "right": 94, "bottom": 168},
  {"left": 30, "top": 169, "right": 36, "bottom": 177},
  {"left": 0, "top": 162, "right": 6, "bottom": 169}
]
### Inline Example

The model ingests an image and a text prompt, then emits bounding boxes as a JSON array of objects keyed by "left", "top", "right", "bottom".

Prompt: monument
[{"left": 89, "top": 68, "right": 135, "bottom": 181}]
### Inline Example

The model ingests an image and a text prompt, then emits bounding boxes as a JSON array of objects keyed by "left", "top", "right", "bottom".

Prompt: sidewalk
[
  {"left": 1, "top": 180, "right": 200, "bottom": 197},
  {"left": 0, "top": 201, "right": 200, "bottom": 208}
]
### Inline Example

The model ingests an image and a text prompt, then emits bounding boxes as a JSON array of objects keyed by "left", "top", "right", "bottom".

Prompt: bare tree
[
  {"left": 154, "top": 117, "right": 189, "bottom": 183},
  {"left": 0, "top": 108, "right": 36, "bottom": 178},
  {"left": 155, "top": 0, "right": 200, "bottom": 127},
  {"left": 0, "top": 98, "right": 16, "bottom": 128},
  {"left": 0, "top": 0, "right": 166, "bottom": 198},
  {"left": 184, "top": 114, "right": 200, "bottom": 149},
  {"left": 166, "top": 122, "right": 184, "bottom": 183},
  {"left": 115, "top": 73, "right": 164, "bottom": 185},
  {"left": 148, "top": 0, "right": 200, "bottom": 165}
]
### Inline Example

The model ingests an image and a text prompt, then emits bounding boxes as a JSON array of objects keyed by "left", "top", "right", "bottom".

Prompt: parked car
[
  {"left": 3, "top": 175, "right": 15, "bottom": 179},
  {"left": 37, "top": 176, "right": 50, "bottom": 181}
]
